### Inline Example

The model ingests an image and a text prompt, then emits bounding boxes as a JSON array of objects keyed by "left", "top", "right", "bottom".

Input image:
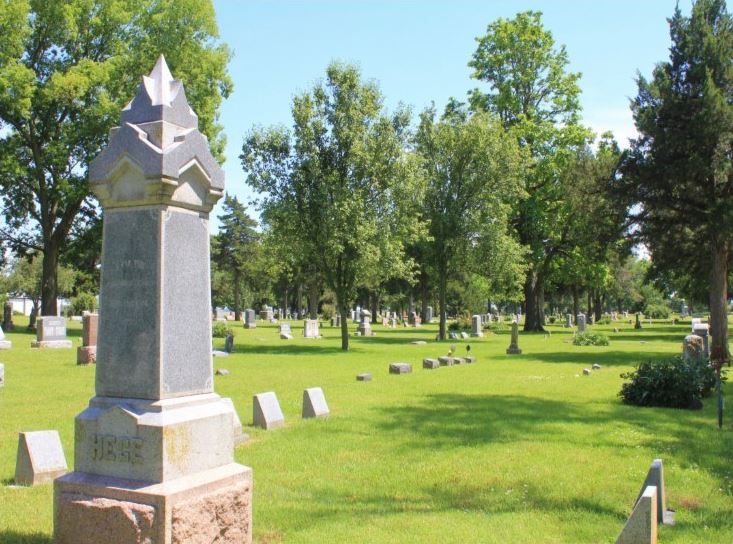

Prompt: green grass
[{"left": 1, "top": 316, "right": 732, "bottom": 543}]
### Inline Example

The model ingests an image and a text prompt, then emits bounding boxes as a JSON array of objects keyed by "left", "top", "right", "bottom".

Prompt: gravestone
[
  {"left": 426, "top": 306, "right": 433, "bottom": 323},
  {"left": 215, "top": 307, "right": 227, "bottom": 321},
  {"left": 692, "top": 323, "right": 710, "bottom": 358},
  {"left": 683, "top": 334, "right": 704, "bottom": 361},
  {"left": 3, "top": 301, "right": 13, "bottom": 331},
  {"left": 224, "top": 332, "right": 234, "bottom": 353},
  {"left": 506, "top": 321, "right": 522, "bottom": 354},
  {"left": 465, "top": 356, "right": 476, "bottom": 364},
  {"left": 635, "top": 458, "right": 674, "bottom": 525},
  {"left": 0, "top": 362, "right": 4, "bottom": 387},
  {"left": 635, "top": 312, "right": 643, "bottom": 330},
  {"left": 244, "top": 308, "right": 256, "bottom": 329},
  {"left": 221, "top": 398, "right": 248, "bottom": 446},
  {"left": 15, "top": 430, "right": 68, "bottom": 486},
  {"left": 680, "top": 305, "right": 689, "bottom": 318},
  {"left": 253, "top": 391, "right": 285, "bottom": 429},
  {"left": 576, "top": 313, "right": 586, "bottom": 333},
  {"left": 423, "top": 358, "right": 440, "bottom": 369},
  {"left": 471, "top": 315, "right": 483, "bottom": 337},
  {"left": 438, "top": 356, "right": 455, "bottom": 366},
  {"left": 408, "top": 311, "right": 418, "bottom": 326},
  {"left": 303, "top": 319, "right": 319, "bottom": 338},
  {"left": 460, "top": 331, "right": 469, "bottom": 339},
  {"left": 616, "top": 486, "right": 658, "bottom": 544},
  {"left": 389, "top": 362, "right": 412, "bottom": 374},
  {"left": 356, "top": 373, "right": 372, "bottom": 381},
  {"left": 279, "top": 322, "right": 293, "bottom": 340},
  {"left": 260, "top": 307, "right": 273, "bottom": 321},
  {"left": 0, "top": 325, "right": 11, "bottom": 349},
  {"left": 31, "top": 316, "right": 72, "bottom": 348},
  {"left": 565, "top": 314, "right": 572, "bottom": 328},
  {"left": 76, "top": 313, "right": 98, "bottom": 364},
  {"left": 358, "top": 313, "right": 372, "bottom": 336},
  {"left": 54, "top": 57, "right": 251, "bottom": 544},
  {"left": 390, "top": 317, "right": 397, "bottom": 328},
  {"left": 302, "top": 387, "right": 329, "bottom": 418},
  {"left": 331, "top": 314, "right": 341, "bottom": 327}
]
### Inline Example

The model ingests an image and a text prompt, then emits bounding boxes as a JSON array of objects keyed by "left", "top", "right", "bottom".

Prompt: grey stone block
[
  {"left": 464, "top": 356, "right": 476, "bottom": 364},
  {"left": 616, "top": 485, "right": 657, "bottom": 544},
  {"left": 422, "top": 358, "right": 439, "bottom": 369},
  {"left": 389, "top": 363, "right": 412, "bottom": 374},
  {"left": 438, "top": 356, "right": 455, "bottom": 366},
  {"left": 253, "top": 392, "right": 284, "bottom": 430},
  {"left": 302, "top": 387, "right": 329, "bottom": 418},
  {"left": 15, "top": 430, "right": 68, "bottom": 486},
  {"left": 356, "top": 373, "right": 372, "bottom": 381},
  {"left": 636, "top": 459, "right": 674, "bottom": 525}
]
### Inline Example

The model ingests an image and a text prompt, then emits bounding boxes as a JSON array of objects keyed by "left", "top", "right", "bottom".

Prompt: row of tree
[{"left": 0, "top": 1, "right": 731, "bottom": 357}]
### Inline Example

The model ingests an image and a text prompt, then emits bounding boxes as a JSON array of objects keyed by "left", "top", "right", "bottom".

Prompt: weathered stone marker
[
  {"left": 2, "top": 301, "right": 13, "bottom": 331},
  {"left": 471, "top": 315, "right": 483, "bottom": 337},
  {"left": 356, "top": 373, "right": 372, "bottom": 381},
  {"left": 506, "top": 321, "right": 522, "bottom": 354},
  {"left": 423, "top": 358, "right": 440, "bottom": 369},
  {"left": 76, "top": 313, "right": 98, "bottom": 364},
  {"left": 0, "top": 325, "right": 11, "bottom": 350},
  {"left": 565, "top": 313, "right": 572, "bottom": 328},
  {"left": 302, "top": 387, "right": 329, "bottom": 418},
  {"left": 53, "top": 57, "right": 251, "bottom": 544},
  {"left": 31, "top": 316, "right": 72, "bottom": 348},
  {"left": 636, "top": 458, "right": 674, "bottom": 525},
  {"left": 253, "top": 391, "right": 285, "bottom": 429},
  {"left": 244, "top": 308, "right": 256, "bottom": 329},
  {"left": 279, "top": 322, "right": 293, "bottom": 340},
  {"left": 303, "top": 319, "right": 319, "bottom": 338},
  {"left": 389, "top": 362, "right": 412, "bottom": 374},
  {"left": 616, "top": 485, "right": 658, "bottom": 544},
  {"left": 15, "top": 430, "right": 68, "bottom": 486},
  {"left": 576, "top": 313, "right": 586, "bottom": 333}
]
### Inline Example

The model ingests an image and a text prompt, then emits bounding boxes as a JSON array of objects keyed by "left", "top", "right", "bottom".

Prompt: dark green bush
[
  {"left": 644, "top": 303, "right": 671, "bottom": 319},
  {"left": 619, "top": 356, "right": 725, "bottom": 409},
  {"left": 70, "top": 292, "right": 97, "bottom": 315},
  {"left": 212, "top": 321, "right": 232, "bottom": 338},
  {"left": 548, "top": 316, "right": 556, "bottom": 324},
  {"left": 448, "top": 315, "right": 472, "bottom": 332},
  {"left": 573, "top": 331, "right": 609, "bottom": 346}
]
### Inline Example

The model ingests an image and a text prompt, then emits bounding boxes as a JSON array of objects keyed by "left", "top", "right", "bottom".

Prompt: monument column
[{"left": 54, "top": 56, "right": 252, "bottom": 543}]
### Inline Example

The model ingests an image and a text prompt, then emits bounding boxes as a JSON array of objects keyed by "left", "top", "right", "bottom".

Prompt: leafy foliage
[
  {"left": 572, "top": 331, "right": 609, "bottom": 346},
  {"left": 644, "top": 303, "right": 671, "bottom": 319},
  {"left": 211, "top": 321, "right": 232, "bottom": 338},
  {"left": 619, "top": 356, "right": 724, "bottom": 409}
]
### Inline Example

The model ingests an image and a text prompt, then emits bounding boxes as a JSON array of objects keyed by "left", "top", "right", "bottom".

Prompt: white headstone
[
  {"left": 303, "top": 319, "right": 319, "bottom": 338},
  {"left": 253, "top": 391, "right": 285, "bottom": 430},
  {"left": 302, "top": 387, "right": 329, "bottom": 418},
  {"left": 15, "top": 430, "right": 68, "bottom": 486},
  {"left": 0, "top": 325, "right": 11, "bottom": 349}
]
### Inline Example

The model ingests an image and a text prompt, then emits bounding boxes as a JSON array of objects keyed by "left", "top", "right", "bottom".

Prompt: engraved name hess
[{"left": 91, "top": 433, "right": 144, "bottom": 464}]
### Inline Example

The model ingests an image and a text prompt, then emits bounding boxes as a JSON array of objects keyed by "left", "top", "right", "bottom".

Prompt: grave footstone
[
  {"left": 471, "top": 315, "right": 483, "bottom": 337},
  {"left": 15, "top": 430, "right": 67, "bottom": 486},
  {"left": 0, "top": 325, "right": 11, "bottom": 350},
  {"left": 302, "top": 387, "right": 329, "bottom": 418},
  {"left": 616, "top": 486, "right": 658, "bottom": 544},
  {"left": 279, "top": 322, "right": 293, "bottom": 340},
  {"left": 438, "top": 356, "right": 455, "bottom": 366},
  {"left": 303, "top": 319, "right": 320, "bottom": 338},
  {"left": 506, "top": 321, "right": 522, "bottom": 354},
  {"left": 244, "top": 308, "right": 256, "bottom": 329},
  {"left": 31, "top": 316, "right": 72, "bottom": 348},
  {"left": 565, "top": 314, "right": 572, "bottom": 328},
  {"left": 76, "top": 313, "right": 98, "bottom": 364},
  {"left": 423, "top": 358, "right": 440, "bottom": 369},
  {"left": 356, "top": 373, "right": 372, "bottom": 381},
  {"left": 389, "top": 362, "right": 412, "bottom": 374},
  {"left": 253, "top": 391, "right": 285, "bottom": 430},
  {"left": 53, "top": 57, "right": 251, "bottom": 544}
]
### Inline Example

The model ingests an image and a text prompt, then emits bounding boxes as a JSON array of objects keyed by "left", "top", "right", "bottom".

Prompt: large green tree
[
  {"left": 0, "top": 0, "right": 231, "bottom": 315},
  {"left": 468, "top": 10, "right": 590, "bottom": 331},
  {"left": 415, "top": 106, "right": 524, "bottom": 339},
  {"left": 619, "top": 0, "right": 733, "bottom": 362},
  {"left": 212, "top": 194, "right": 260, "bottom": 321},
  {"left": 241, "top": 62, "right": 421, "bottom": 350}
]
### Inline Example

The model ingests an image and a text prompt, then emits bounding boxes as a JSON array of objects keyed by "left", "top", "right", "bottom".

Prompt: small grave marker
[
  {"left": 253, "top": 392, "right": 285, "bottom": 430},
  {"left": 423, "top": 358, "right": 440, "bottom": 369},
  {"left": 616, "top": 486, "right": 658, "bottom": 544},
  {"left": 356, "top": 373, "right": 372, "bottom": 381},
  {"left": 302, "top": 387, "right": 329, "bottom": 418},
  {"left": 389, "top": 362, "right": 412, "bottom": 374},
  {"left": 15, "top": 430, "right": 68, "bottom": 486},
  {"left": 31, "top": 316, "right": 72, "bottom": 348}
]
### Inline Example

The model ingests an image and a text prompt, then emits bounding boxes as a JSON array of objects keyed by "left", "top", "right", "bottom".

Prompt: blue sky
[{"left": 211, "top": 0, "right": 685, "bottom": 222}]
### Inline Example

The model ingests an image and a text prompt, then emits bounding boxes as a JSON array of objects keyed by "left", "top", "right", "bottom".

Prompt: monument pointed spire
[{"left": 143, "top": 54, "right": 177, "bottom": 106}]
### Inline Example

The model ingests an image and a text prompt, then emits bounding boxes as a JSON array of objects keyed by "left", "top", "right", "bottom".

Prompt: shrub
[
  {"left": 70, "top": 292, "right": 97, "bottom": 315},
  {"left": 548, "top": 316, "right": 556, "bottom": 324},
  {"left": 573, "top": 331, "right": 609, "bottom": 346},
  {"left": 645, "top": 303, "right": 670, "bottom": 319},
  {"left": 212, "top": 321, "right": 232, "bottom": 338},
  {"left": 448, "top": 315, "right": 472, "bottom": 332},
  {"left": 598, "top": 317, "right": 611, "bottom": 325},
  {"left": 321, "top": 303, "right": 336, "bottom": 320},
  {"left": 485, "top": 321, "right": 507, "bottom": 334},
  {"left": 619, "top": 356, "right": 724, "bottom": 409}
]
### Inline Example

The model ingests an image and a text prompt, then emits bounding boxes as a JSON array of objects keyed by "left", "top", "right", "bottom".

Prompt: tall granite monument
[{"left": 53, "top": 56, "right": 252, "bottom": 543}]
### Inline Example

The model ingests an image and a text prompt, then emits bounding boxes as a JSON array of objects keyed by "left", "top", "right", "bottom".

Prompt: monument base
[
  {"left": 244, "top": 324, "right": 256, "bottom": 329},
  {"left": 31, "top": 339, "right": 73, "bottom": 348},
  {"left": 54, "top": 463, "right": 252, "bottom": 544},
  {"left": 0, "top": 340, "right": 11, "bottom": 349},
  {"left": 77, "top": 346, "right": 97, "bottom": 364},
  {"left": 471, "top": 332, "right": 484, "bottom": 337},
  {"left": 506, "top": 347, "right": 522, "bottom": 354}
]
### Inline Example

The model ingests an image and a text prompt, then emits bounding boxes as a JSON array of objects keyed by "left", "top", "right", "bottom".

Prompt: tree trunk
[
  {"left": 420, "top": 268, "right": 429, "bottom": 322},
  {"left": 296, "top": 283, "right": 303, "bottom": 317},
  {"left": 572, "top": 285, "right": 579, "bottom": 317},
  {"left": 233, "top": 270, "right": 241, "bottom": 322},
  {"left": 41, "top": 242, "right": 60, "bottom": 316},
  {"left": 593, "top": 293, "right": 602, "bottom": 322},
  {"left": 308, "top": 283, "right": 319, "bottom": 319},
  {"left": 281, "top": 277, "right": 289, "bottom": 317},
  {"left": 438, "top": 264, "right": 448, "bottom": 340},
  {"left": 371, "top": 291, "right": 378, "bottom": 324},
  {"left": 587, "top": 290, "right": 592, "bottom": 316},
  {"left": 709, "top": 241, "right": 729, "bottom": 363},
  {"left": 28, "top": 303, "right": 38, "bottom": 331},
  {"left": 338, "top": 292, "right": 350, "bottom": 351},
  {"left": 523, "top": 270, "right": 545, "bottom": 331}
]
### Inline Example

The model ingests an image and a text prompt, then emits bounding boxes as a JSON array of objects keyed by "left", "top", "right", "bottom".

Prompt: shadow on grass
[
  {"left": 521, "top": 350, "right": 671, "bottom": 367},
  {"left": 0, "top": 532, "right": 52, "bottom": 544}
]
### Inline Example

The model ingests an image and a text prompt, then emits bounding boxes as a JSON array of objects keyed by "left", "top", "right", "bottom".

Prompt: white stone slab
[
  {"left": 253, "top": 392, "right": 285, "bottom": 430},
  {"left": 302, "top": 387, "right": 329, "bottom": 418},
  {"left": 15, "top": 430, "right": 68, "bottom": 486}
]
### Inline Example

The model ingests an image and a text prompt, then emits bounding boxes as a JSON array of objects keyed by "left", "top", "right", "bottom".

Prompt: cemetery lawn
[{"left": 1, "top": 317, "right": 732, "bottom": 543}]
